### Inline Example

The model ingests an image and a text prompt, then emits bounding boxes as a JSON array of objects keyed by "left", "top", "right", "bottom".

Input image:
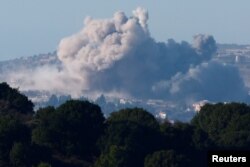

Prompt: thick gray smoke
[
  {"left": 1, "top": 7, "right": 248, "bottom": 104},
  {"left": 153, "top": 62, "right": 248, "bottom": 103},
  {"left": 57, "top": 7, "right": 150, "bottom": 96}
]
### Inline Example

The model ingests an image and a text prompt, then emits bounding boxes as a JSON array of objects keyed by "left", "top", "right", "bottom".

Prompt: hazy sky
[{"left": 1, "top": 0, "right": 250, "bottom": 60}]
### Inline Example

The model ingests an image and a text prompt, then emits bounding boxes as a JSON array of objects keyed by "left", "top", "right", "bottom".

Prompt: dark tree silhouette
[
  {"left": 191, "top": 102, "right": 250, "bottom": 149},
  {"left": 32, "top": 100, "right": 105, "bottom": 163},
  {"left": 144, "top": 150, "right": 189, "bottom": 167},
  {"left": 0, "top": 82, "right": 33, "bottom": 114}
]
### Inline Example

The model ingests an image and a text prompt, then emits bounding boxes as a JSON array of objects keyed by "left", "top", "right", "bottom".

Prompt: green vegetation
[
  {"left": 0, "top": 82, "right": 33, "bottom": 114},
  {"left": 144, "top": 150, "right": 188, "bottom": 167},
  {"left": 0, "top": 82, "right": 250, "bottom": 166}
]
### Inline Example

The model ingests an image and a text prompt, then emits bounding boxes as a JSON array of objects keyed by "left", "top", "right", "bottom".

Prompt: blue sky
[{"left": 1, "top": 0, "right": 250, "bottom": 60}]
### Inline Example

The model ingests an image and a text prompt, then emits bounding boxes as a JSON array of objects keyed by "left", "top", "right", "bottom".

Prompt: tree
[
  {"left": 144, "top": 150, "right": 189, "bottom": 167},
  {"left": 98, "top": 108, "right": 162, "bottom": 167},
  {"left": 37, "top": 162, "right": 52, "bottom": 167},
  {"left": 0, "top": 115, "right": 31, "bottom": 166},
  {"left": 191, "top": 102, "right": 250, "bottom": 149},
  {"left": 32, "top": 100, "right": 105, "bottom": 159},
  {"left": 160, "top": 121, "right": 211, "bottom": 151},
  {"left": 108, "top": 108, "right": 159, "bottom": 130},
  {"left": 9, "top": 142, "right": 29, "bottom": 167},
  {"left": 159, "top": 121, "right": 212, "bottom": 166},
  {"left": 94, "top": 145, "right": 131, "bottom": 167},
  {"left": 0, "top": 82, "right": 33, "bottom": 114},
  {"left": 32, "top": 107, "right": 56, "bottom": 148}
]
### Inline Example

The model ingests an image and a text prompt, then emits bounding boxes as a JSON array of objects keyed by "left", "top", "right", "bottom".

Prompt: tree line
[{"left": 0, "top": 82, "right": 250, "bottom": 167}]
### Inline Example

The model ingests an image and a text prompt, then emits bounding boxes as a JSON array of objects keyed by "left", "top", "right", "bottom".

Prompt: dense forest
[{"left": 0, "top": 82, "right": 250, "bottom": 167}]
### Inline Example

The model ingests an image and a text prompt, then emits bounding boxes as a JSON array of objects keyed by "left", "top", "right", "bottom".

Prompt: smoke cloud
[
  {"left": 0, "top": 7, "right": 248, "bottom": 104},
  {"left": 153, "top": 61, "right": 248, "bottom": 103}
]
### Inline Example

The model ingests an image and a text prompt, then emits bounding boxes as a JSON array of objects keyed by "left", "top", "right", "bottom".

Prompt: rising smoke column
[
  {"left": 57, "top": 7, "right": 221, "bottom": 100},
  {"left": 58, "top": 8, "right": 149, "bottom": 73},
  {"left": 56, "top": 7, "right": 151, "bottom": 97}
]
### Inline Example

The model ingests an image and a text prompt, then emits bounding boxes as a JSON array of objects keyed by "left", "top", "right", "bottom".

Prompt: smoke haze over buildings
[{"left": 0, "top": 7, "right": 248, "bottom": 105}]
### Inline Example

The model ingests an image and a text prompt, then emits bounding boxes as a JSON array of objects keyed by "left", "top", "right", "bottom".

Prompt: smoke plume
[{"left": 0, "top": 7, "right": 248, "bottom": 104}]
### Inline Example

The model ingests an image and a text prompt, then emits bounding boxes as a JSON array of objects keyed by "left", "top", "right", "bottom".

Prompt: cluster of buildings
[{"left": 216, "top": 44, "right": 250, "bottom": 64}]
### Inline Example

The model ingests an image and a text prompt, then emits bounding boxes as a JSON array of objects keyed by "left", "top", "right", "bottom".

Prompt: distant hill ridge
[{"left": 0, "top": 51, "right": 60, "bottom": 73}]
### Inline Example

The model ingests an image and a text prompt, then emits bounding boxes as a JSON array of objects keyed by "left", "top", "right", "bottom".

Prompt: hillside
[{"left": 1, "top": 44, "right": 250, "bottom": 121}]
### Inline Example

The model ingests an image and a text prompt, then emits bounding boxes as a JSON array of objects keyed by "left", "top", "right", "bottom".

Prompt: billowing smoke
[
  {"left": 153, "top": 62, "right": 248, "bottom": 103},
  {"left": 0, "top": 7, "right": 248, "bottom": 104}
]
